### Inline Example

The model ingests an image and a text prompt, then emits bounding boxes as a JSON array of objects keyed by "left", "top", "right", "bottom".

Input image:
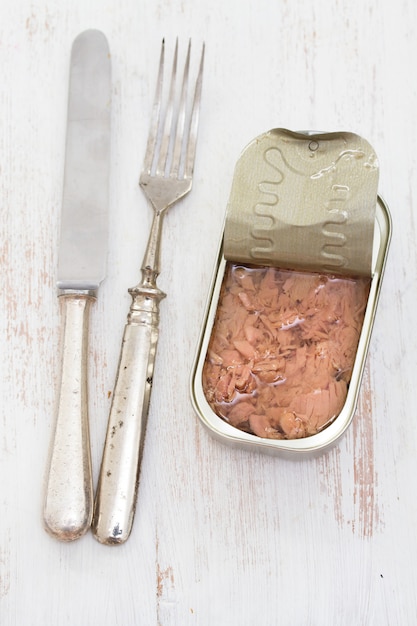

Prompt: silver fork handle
[
  {"left": 43, "top": 293, "right": 94, "bottom": 541},
  {"left": 92, "top": 283, "right": 165, "bottom": 544}
]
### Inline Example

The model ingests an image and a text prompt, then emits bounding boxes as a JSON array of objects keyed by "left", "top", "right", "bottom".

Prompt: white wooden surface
[{"left": 1, "top": 0, "right": 416, "bottom": 624}]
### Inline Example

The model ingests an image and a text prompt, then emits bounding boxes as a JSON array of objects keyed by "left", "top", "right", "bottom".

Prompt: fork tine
[
  {"left": 156, "top": 40, "right": 178, "bottom": 176},
  {"left": 142, "top": 40, "right": 165, "bottom": 175},
  {"left": 183, "top": 42, "right": 205, "bottom": 179},
  {"left": 170, "top": 40, "right": 191, "bottom": 178}
]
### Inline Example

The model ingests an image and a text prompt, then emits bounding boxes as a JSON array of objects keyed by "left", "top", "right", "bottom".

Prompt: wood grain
[{"left": 1, "top": 0, "right": 416, "bottom": 624}]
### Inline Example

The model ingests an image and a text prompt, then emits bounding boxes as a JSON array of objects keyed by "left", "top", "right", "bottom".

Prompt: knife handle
[
  {"left": 92, "top": 282, "right": 165, "bottom": 545},
  {"left": 44, "top": 293, "right": 95, "bottom": 541}
]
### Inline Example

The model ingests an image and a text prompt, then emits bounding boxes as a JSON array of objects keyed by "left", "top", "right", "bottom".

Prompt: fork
[{"left": 92, "top": 39, "right": 204, "bottom": 545}]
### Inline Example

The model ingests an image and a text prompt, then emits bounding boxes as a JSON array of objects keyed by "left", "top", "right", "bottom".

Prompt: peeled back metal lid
[{"left": 223, "top": 128, "right": 379, "bottom": 277}]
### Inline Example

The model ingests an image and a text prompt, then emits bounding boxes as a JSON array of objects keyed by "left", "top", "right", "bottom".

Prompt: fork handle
[{"left": 92, "top": 282, "right": 165, "bottom": 544}]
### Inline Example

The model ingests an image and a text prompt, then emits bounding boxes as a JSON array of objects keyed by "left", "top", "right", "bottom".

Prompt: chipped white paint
[{"left": 1, "top": 0, "right": 416, "bottom": 624}]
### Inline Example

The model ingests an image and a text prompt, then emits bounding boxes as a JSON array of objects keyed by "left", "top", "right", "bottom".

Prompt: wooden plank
[{"left": 0, "top": 0, "right": 416, "bottom": 623}]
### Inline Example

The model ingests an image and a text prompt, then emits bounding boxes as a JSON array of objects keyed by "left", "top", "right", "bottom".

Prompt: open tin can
[{"left": 191, "top": 129, "right": 391, "bottom": 456}]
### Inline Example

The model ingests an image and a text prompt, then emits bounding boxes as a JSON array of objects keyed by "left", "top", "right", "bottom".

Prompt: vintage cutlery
[
  {"left": 43, "top": 30, "right": 111, "bottom": 541},
  {"left": 92, "top": 39, "right": 204, "bottom": 544}
]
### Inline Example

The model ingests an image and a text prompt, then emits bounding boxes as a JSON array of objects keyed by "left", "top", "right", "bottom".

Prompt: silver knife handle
[
  {"left": 92, "top": 282, "right": 165, "bottom": 544},
  {"left": 44, "top": 292, "right": 95, "bottom": 541}
]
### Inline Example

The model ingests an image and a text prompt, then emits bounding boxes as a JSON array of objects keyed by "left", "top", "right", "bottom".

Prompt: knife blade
[{"left": 43, "top": 29, "right": 111, "bottom": 541}]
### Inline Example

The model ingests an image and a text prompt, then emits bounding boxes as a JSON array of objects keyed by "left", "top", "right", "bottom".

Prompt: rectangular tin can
[{"left": 191, "top": 195, "right": 391, "bottom": 457}]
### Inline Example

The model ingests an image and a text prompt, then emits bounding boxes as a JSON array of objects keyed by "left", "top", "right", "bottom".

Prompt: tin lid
[{"left": 224, "top": 129, "right": 379, "bottom": 276}]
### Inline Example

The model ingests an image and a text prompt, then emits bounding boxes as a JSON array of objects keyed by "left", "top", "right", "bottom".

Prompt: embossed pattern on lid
[{"left": 224, "top": 129, "right": 379, "bottom": 277}]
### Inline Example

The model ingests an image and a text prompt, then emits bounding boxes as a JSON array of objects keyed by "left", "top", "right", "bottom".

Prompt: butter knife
[{"left": 43, "top": 29, "right": 111, "bottom": 541}]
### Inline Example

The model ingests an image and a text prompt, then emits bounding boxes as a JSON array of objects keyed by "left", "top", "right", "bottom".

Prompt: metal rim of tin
[{"left": 190, "top": 196, "right": 392, "bottom": 456}]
